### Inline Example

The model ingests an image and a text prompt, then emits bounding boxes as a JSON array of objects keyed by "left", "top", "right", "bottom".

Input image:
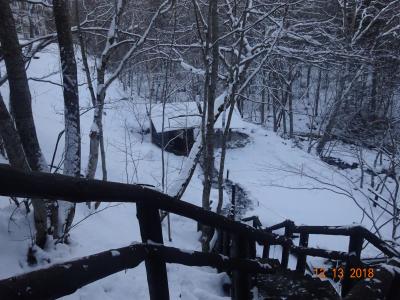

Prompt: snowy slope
[
  {"left": 0, "top": 44, "right": 395, "bottom": 299},
  {"left": 218, "top": 124, "right": 394, "bottom": 264},
  {"left": 0, "top": 45, "right": 229, "bottom": 299}
]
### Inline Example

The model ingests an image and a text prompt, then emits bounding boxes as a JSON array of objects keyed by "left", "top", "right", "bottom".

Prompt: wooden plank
[
  {"left": 136, "top": 203, "right": 169, "bottom": 300},
  {"left": 262, "top": 242, "right": 270, "bottom": 259},
  {"left": 293, "top": 224, "right": 399, "bottom": 258},
  {"left": 0, "top": 165, "right": 287, "bottom": 245},
  {"left": 257, "top": 270, "right": 340, "bottom": 300},
  {"left": 295, "top": 233, "right": 309, "bottom": 274},
  {"left": 341, "top": 233, "right": 364, "bottom": 297},
  {"left": 281, "top": 221, "right": 294, "bottom": 269},
  {"left": 0, "top": 245, "right": 147, "bottom": 300},
  {"left": 0, "top": 243, "right": 276, "bottom": 300},
  {"left": 358, "top": 227, "right": 400, "bottom": 257},
  {"left": 344, "top": 259, "right": 400, "bottom": 300},
  {"left": 262, "top": 228, "right": 272, "bottom": 259},
  {"left": 231, "top": 234, "right": 252, "bottom": 300},
  {"left": 291, "top": 245, "right": 349, "bottom": 261},
  {"left": 294, "top": 225, "right": 359, "bottom": 235},
  {"left": 222, "top": 230, "right": 230, "bottom": 256},
  {"left": 266, "top": 220, "right": 290, "bottom": 231}
]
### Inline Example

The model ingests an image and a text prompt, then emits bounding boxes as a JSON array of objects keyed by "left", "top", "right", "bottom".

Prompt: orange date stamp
[{"left": 313, "top": 267, "right": 375, "bottom": 280}]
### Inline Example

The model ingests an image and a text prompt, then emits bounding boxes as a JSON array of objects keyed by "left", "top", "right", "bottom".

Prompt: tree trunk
[
  {"left": 370, "top": 62, "right": 378, "bottom": 112},
  {"left": 86, "top": 100, "right": 104, "bottom": 180},
  {"left": 0, "top": 92, "right": 47, "bottom": 248},
  {"left": 53, "top": 0, "right": 81, "bottom": 238},
  {"left": 287, "top": 70, "right": 294, "bottom": 138},
  {"left": 272, "top": 73, "right": 278, "bottom": 132},
  {"left": 0, "top": 0, "right": 54, "bottom": 244},
  {"left": 260, "top": 74, "right": 266, "bottom": 125},
  {"left": 217, "top": 99, "right": 235, "bottom": 215},
  {"left": 0, "top": 0, "right": 48, "bottom": 173},
  {"left": 288, "top": 91, "right": 293, "bottom": 138},
  {"left": 316, "top": 69, "right": 347, "bottom": 156},
  {"left": 75, "top": 0, "right": 96, "bottom": 107},
  {"left": 314, "top": 69, "right": 321, "bottom": 117},
  {"left": 306, "top": 66, "right": 311, "bottom": 100},
  {"left": 201, "top": 0, "right": 219, "bottom": 252},
  {"left": 0, "top": 136, "right": 5, "bottom": 158}
]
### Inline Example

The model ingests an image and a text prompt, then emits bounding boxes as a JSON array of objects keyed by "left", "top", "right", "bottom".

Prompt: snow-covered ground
[
  {"left": 0, "top": 45, "right": 394, "bottom": 299},
  {"left": 0, "top": 45, "right": 231, "bottom": 299}
]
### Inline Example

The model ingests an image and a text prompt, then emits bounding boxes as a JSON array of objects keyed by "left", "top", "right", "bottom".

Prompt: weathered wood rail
[
  {"left": 0, "top": 242, "right": 275, "bottom": 299},
  {"left": 0, "top": 164, "right": 399, "bottom": 299},
  {"left": 263, "top": 219, "right": 400, "bottom": 297},
  {"left": 0, "top": 164, "right": 284, "bottom": 300}
]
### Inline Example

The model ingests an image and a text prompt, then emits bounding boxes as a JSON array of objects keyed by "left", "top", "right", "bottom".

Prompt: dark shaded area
[
  {"left": 321, "top": 156, "right": 358, "bottom": 170},
  {"left": 150, "top": 122, "right": 194, "bottom": 156},
  {"left": 257, "top": 270, "right": 340, "bottom": 300}
]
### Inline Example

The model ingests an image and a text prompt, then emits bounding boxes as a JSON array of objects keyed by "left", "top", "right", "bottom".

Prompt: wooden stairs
[{"left": 0, "top": 165, "right": 399, "bottom": 300}]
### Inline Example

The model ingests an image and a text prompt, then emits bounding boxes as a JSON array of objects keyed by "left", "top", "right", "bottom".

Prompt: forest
[{"left": 0, "top": 0, "right": 400, "bottom": 299}]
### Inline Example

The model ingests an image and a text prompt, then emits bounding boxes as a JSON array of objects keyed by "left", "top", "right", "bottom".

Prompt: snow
[
  {"left": 90, "top": 122, "right": 99, "bottom": 134},
  {"left": 0, "top": 45, "right": 229, "bottom": 299},
  {"left": 150, "top": 101, "right": 245, "bottom": 133},
  {"left": 180, "top": 60, "right": 205, "bottom": 76},
  {"left": 216, "top": 124, "right": 395, "bottom": 260},
  {"left": 0, "top": 43, "right": 397, "bottom": 299}
]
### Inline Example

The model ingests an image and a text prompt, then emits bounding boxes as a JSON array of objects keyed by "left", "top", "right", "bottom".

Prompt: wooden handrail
[
  {"left": 265, "top": 219, "right": 400, "bottom": 259},
  {"left": 265, "top": 219, "right": 291, "bottom": 231},
  {"left": 0, "top": 164, "right": 288, "bottom": 245},
  {"left": 294, "top": 225, "right": 361, "bottom": 235},
  {"left": 1, "top": 164, "right": 398, "bottom": 300},
  {"left": 291, "top": 245, "right": 349, "bottom": 261},
  {"left": 0, "top": 242, "right": 275, "bottom": 300},
  {"left": 293, "top": 225, "right": 399, "bottom": 258},
  {"left": 358, "top": 227, "right": 400, "bottom": 258}
]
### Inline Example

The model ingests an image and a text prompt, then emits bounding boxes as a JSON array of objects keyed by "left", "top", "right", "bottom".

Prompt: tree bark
[
  {"left": 260, "top": 73, "right": 266, "bottom": 124},
  {"left": 201, "top": 0, "right": 219, "bottom": 252},
  {"left": 0, "top": 92, "right": 47, "bottom": 248},
  {"left": 53, "top": 0, "right": 81, "bottom": 238},
  {"left": 316, "top": 68, "right": 348, "bottom": 156},
  {"left": 0, "top": 0, "right": 52, "bottom": 246},
  {"left": 314, "top": 68, "right": 321, "bottom": 117},
  {"left": 0, "top": 0, "right": 48, "bottom": 173}
]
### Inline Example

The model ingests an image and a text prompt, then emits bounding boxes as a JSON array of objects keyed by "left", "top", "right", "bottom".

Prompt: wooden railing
[
  {"left": 263, "top": 219, "right": 400, "bottom": 296},
  {"left": 0, "top": 164, "right": 399, "bottom": 299},
  {"left": 0, "top": 164, "right": 284, "bottom": 300}
]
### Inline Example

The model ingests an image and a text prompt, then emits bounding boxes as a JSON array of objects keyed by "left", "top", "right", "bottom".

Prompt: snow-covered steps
[{"left": 256, "top": 270, "right": 339, "bottom": 300}]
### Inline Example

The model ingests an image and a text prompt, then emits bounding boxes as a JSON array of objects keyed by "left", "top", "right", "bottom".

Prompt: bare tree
[
  {"left": 0, "top": 91, "right": 47, "bottom": 248},
  {"left": 0, "top": 0, "right": 51, "bottom": 247},
  {"left": 52, "top": 0, "right": 81, "bottom": 239},
  {"left": 83, "top": 0, "right": 173, "bottom": 203}
]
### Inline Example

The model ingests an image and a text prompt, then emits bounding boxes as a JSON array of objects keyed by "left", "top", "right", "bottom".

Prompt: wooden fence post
[
  {"left": 136, "top": 203, "right": 170, "bottom": 300},
  {"left": 295, "top": 233, "right": 309, "bottom": 274},
  {"left": 262, "top": 243, "right": 270, "bottom": 259},
  {"left": 231, "top": 234, "right": 251, "bottom": 300},
  {"left": 262, "top": 228, "right": 271, "bottom": 259},
  {"left": 341, "top": 230, "right": 363, "bottom": 297},
  {"left": 281, "top": 221, "right": 293, "bottom": 269}
]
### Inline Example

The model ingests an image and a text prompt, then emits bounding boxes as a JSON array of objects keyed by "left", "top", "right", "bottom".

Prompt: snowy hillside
[
  {"left": 1, "top": 0, "right": 400, "bottom": 298},
  {"left": 0, "top": 44, "right": 395, "bottom": 299}
]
